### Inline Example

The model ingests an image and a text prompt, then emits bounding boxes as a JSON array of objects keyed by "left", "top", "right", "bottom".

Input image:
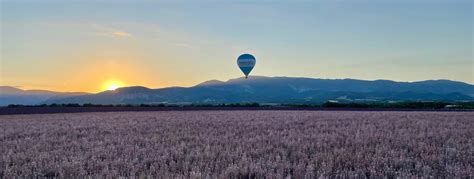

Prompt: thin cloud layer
[
  {"left": 90, "top": 23, "right": 133, "bottom": 38},
  {"left": 112, "top": 31, "right": 132, "bottom": 38}
]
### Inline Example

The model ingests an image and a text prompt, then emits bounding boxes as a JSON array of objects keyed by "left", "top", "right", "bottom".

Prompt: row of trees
[
  {"left": 293, "top": 101, "right": 474, "bottom": 109},
  {"left": 6, "top": 102, "right": 261, "bottom": 108},
  {"left": 6, "top": 101, "right": 474, "bottom": 109}
]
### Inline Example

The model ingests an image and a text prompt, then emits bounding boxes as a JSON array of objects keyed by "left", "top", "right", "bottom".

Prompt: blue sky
[{"left": 1, "top": 0, "right": 472, "bottom": 92}]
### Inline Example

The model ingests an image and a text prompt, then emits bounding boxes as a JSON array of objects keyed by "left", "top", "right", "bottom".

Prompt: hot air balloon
[{"left": 237, "top": 54, "right": 256, "bottom": 79}]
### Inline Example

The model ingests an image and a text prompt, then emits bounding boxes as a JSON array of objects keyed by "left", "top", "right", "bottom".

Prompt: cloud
[
  {"left": 6, "top": 22, "right": 133, "bottom": 38},
  {"left": 112, "top": 31, "right": 132, "bottom": 38},
  {"left": 90, "top": 23, "right": 133, "bottom": 38}
]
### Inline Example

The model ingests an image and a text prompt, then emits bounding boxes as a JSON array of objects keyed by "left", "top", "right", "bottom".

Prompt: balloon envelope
[{"left": 237, "top": 54, "right": 256, "bottom": 78}]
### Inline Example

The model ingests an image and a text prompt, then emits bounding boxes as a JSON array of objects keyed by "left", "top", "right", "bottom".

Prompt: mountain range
[
  {"left": 1, "top": 76, "right": 474, "bottom": 106},
  {"left": 0, "top": 86, "right": 89, "bottom": 106}
]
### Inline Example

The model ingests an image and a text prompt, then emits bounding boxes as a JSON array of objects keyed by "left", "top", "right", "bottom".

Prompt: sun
[
  {"left": 107, "top": 84, "right": 119, "bottom": 91},
  {"left": 102, "top": 80, "right": 125, "bottom": 91}
]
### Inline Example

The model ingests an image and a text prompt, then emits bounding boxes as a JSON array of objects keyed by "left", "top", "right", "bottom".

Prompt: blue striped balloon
[{"left": 237, "top": 54, "right": 256, "bottom": 79}]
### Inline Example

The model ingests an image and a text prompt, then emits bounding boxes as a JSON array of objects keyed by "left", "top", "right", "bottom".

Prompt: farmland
[{"left": 1, "top": 111, "right": 472, "bottom": 178}]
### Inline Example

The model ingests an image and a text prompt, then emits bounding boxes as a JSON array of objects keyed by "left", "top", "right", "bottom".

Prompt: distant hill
[
  {"left": 0, "top": 86, "right": 89, "bottom": 106},
  {"left": 40, "top": 76, "right": 474, "bottom": 105}
]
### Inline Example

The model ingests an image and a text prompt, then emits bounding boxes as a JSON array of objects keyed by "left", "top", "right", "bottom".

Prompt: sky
[{"left": 1, "top": 0, "right": 473, "bottom": 92}]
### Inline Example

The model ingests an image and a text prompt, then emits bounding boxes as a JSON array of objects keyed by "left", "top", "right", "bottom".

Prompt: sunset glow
[
  {"left": 102, "top": 80, "right": 124, "bottom": 91},
  {"left": 107, "top": 84, "right": 119, "bottom": 91}
]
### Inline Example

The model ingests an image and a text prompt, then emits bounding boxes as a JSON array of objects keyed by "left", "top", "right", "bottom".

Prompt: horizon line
[{"left": 1, "top": 75, "right": 473, "bottom": 93}]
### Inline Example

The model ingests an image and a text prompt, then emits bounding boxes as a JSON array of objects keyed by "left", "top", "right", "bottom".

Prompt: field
[{"left": 1, "top": 111, "right": 472, "bottom": 178}]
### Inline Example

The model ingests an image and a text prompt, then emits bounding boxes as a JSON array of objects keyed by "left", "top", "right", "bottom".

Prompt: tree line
[{"left": 5, "top": 101, "right": 474, "bottom": 109}]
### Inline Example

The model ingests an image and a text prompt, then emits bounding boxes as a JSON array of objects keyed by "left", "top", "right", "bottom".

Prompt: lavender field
[{"left": 1, "top": 111, "right": 472, "bottom": 178}]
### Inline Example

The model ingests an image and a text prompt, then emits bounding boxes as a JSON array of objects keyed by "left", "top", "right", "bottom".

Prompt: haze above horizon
[{"left": 1, "top": 0, "right": 472, "bottom": 93}]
